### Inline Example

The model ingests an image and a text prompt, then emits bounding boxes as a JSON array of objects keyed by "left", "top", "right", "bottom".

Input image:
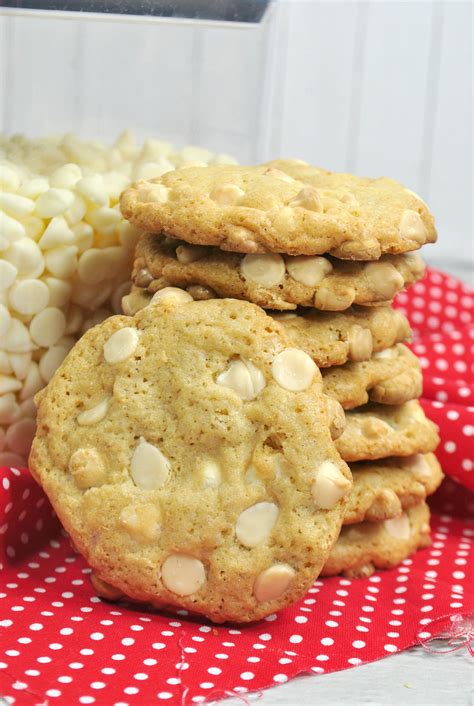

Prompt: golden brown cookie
[
  {"left": 322, "top": 344, "right": 422, "bottom": 410},
  {"left": 322, "top": 502, "right": 431, "bottom": 578},
  {"left": 30, "top": 297, "right": 352, "bottom": 624},
  {"left": 131, "top": 233, "right": 425, "bottom": 311},
  {"left": 119, "top": 161, "right": 436, "bottom": 259},
  {"left": 345, "top": 454, "right": 443, "bottom": 524},
  {"left": 336, "top": 400, "right": 440, "bottom": 462},
  {"left": 122, "top": 287, "right": 411, "bottom": 369}
]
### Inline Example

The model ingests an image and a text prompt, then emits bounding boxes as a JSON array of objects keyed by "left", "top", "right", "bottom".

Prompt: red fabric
[{"left": 1, "top": 267, "right": 473, "bottom": 705}]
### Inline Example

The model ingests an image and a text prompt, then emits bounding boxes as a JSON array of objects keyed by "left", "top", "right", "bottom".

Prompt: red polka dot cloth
[{"left": 1, "top": 267, "right": 473, "bottom": 706}]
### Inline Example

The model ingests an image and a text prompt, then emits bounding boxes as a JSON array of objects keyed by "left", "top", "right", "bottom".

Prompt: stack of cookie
[{"left": 120, "top": 160, "right": 442, "bottom": 578}]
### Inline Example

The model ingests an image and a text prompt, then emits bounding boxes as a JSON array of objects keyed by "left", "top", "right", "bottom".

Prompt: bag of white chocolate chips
[{"left": 0, "top": 131, "right": 237, "bottom": 467}]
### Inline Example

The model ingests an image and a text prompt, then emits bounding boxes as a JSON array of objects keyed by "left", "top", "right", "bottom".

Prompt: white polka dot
[
  {"left": 289, "top": 634, "right": 303, "bottom": 644},
  {"left": 444, "top": 441, "right": 457, "bottom": 453},
  {"left": 273, "top": 674, "right": 288, "bottom": 683},
  {"left": 133, "top": 673, "right": 148, "bottom": 681},
  {"left": 352, "top": 640, "right": 366, "bottom": 649},
  {"left": 46, "top": 690, "right": 62, "bottom": 697},
  {"left": 240, "top": 672, "right": 255, "bottom": 681},
  {"left": 321, "top": 637, "right": 334, "bottom": 646},
  {"left": 348, "top": 657, "right": 362, "bottom": 665},
  {"left": 157, "top": 694, "right": 173, "bottom": 701},
  {"left": 90, "top": 632, "right": 104, "bottom": 641},
  {"left": 208, "top": 667, "right": 222, "bottom": 675},
  {"left": 384, "top": 644, "right": 398, "bottom": 653},
  {"left": 29, "top": 623, "right": 43, "bottom": 631}
]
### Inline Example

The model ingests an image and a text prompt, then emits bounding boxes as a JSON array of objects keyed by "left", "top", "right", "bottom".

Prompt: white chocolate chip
[
  {"left": 0, "top": 192, "right": 35, "bottom": 218},
  {"left": 210, "top": 183, "right": 245, "bottom": 205},
  {"left": 240, "top": 254, "right": 286, "bottom": 287},
  {"left": 0, "top": 304, "right": 11, "bottom": 337},
  {"left": 4, "top": 239, "right": 45, "bottom": 278},
  {"left": 373, "top": 347, "right": 397, "bottom": 359},
  {"left": 286, "top": 255, "right": 332, "bottom": 286},
  {"left": 39, "top": 216, "right": 75, "bottom": 249},
  {"left": 9, "top": 352, "right": 32, "bottom": 381},
  {"left": 0, "top": 394, "right": 19, "bottom": 425},
  {"left": 0, "top": 375, "right": 22, "bottom": 394},
  {"left": 5, "top": 418, "right": 36, "bottom": 455},
  {"left": 77, "top": 397, "right": 110, "bottom": 426},
  {"left": 384, "top": 513, "right": 411, "bottom": 540},
  {"left": 35, "top": 188, "right": 75, "bottom": 218},
  {"left": 0, "top": 261, "right": 18, "bottom": 290},
  {"left": 50, "top": 163, "right": 82, "bottom": 189},
  {"left": 253, "top": 564, "right": 295, "bottom": 603},
  {"left": 0, "top": 211, "right": 25, "bottom": 244},
  {"left": 271, "top": 348, "right": 317, "bottom": 392},
  {"left": 20, "top": 362, "right": 43, "bottom": 400},
  {"left": 216, "top": 358, "right": 266, "bottom": 401},
  {"left": 409, "top": 454, "right": 432, "bottom": 480},
  {"left": 312, "top": 460, "right": 351, "bottom": 510},
  {"left": 30, "top": 307, "right": 66, "bottom": 347},
  {"left": 8, "top": 279, "right": 50, "bottom": 316},
  {"left": 150, "top": 287, "right": 193, "bottom": 306},
  {"left": 235, "top": 501, "right": 279, "bottom": 548},
  {"left": 263, "top": 168, "right": 294, "bottom": 183},
  {"left": 289, "top": 186, "right": 323, "bottom": 212},
  {"left": 103, "top": 326, "right": 139, "bottom": 364},
  {"left": 198, "top": 458, "right": 222, "bottom": 488},
  {"left": 399, "top": 209, "right": 427, "bottom": 243},
  {"left": 314, "top": 283, "right": 356, "bottom": 310},
  {"left": 365, "top": 262, "right": 405, "bottom": 299},
  {"left": 44, "top": 245, "right": 78, "bottom": 278},
  {"left": 44, "top": 277, "right": 72, "bottom": 308},
  {"left": 119, "top": 502, "right": 161, "bottom": 543},
  {"left": 175, "top": 244, "right": 207, "bottom": 263},
  {"left": 161, "top": 554, "right": 206, "bottom": 596},
  {"left": 69, "top": 447, "right": 106, "bottom": 488},
  {"left": 348, "top": 325, "right": 373, "bottom": 362},
  {"left": 78, "top": 249, "right": 110, "bottom": 285},
  {"left": 131, "top": 437, "right": 170, "bottom": 490},
  {"left": 3, "top": 318, "right": 33, "bottom": 354},
  {"left": 137, "top": 183, "right": 169, "bottom": 204},
  {"left": 76, "top": 176, "right": 109, "bottom": 206}
]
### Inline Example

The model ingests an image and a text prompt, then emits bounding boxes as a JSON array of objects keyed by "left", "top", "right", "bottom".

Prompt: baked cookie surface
[
  {"left": 336, "top": 400, "right": 440, "bottom": 462},
  {"left": 345, "top": 454, "right": 442, "bottom": 525},
  {"left": 30, "top": 297, "right": 351, "bottom": 623},
  {"left": 131, "top": 233, "right": 425, "bottom": 311},
  {"left": 322, "top": 502, "right": 431, "bottom": 578},
  {"left": 322, "top": 343, "right": 422, "bottom": 409},
  {"left": 120, "top": 161, "right": 437, "bottom": 259}
]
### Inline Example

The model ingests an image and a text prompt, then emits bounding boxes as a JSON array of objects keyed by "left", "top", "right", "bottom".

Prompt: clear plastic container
[{"left": 0, "top": 1, "right": 277, "bottom": 162}]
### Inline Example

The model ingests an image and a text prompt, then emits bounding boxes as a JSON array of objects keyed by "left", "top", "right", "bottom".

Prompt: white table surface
[{"left": 221, "top": 258, "right": 474, "bottom": 706}]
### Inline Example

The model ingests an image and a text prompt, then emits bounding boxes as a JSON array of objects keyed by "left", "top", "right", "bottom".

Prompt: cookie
[
  {"left": 131, "top": 233, "right": 425, "bottom": 311},
  {"left": 322, "top": 502, "right": 431, "bottom": 578},
  {"left": 30, "top": 297, "right": 352, "bottom": 624},
  {"left": 345, "top": 454, "right": 443, "bottom": 525},
  {"left": 336, "top": 400, "right": 439, "bottom": 462},
  {"left": 122, "top": 288, "right": 411, "bottom": 369},
  {"left": 322, "top": 344, "right": 422, "bottom": 410},
  {"left": 119, "top": 161, "right": 437, "bottom": 259}
]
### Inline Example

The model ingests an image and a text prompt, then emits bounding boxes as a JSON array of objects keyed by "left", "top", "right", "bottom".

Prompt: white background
[{"left": 0, "top": 0, "right": 472, "bottom": 274}]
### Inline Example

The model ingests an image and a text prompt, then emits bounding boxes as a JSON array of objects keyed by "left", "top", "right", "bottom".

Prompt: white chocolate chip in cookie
[
  {"left": 254, "top": 564, "right": 296, "bottom": 603},
  {"left": 103, "top": 326, "right": 139, "bottom": 364},
  {"left": 326, "top": 397, "right": 346, "bottom": 440},
  {"left": 131, "top": 437, "right": 170, "bottom": 490},
  {"left": 161, "top": 554, "right": 206, "bottom": 596},
  {"left": 399, "top": 209, "right": 427, "bottom": 243},
  {"left": 210, "top": 183, "right": 245, "bottom": 205},
  {"left": 77, "top": 397, "right": 110, "bottom": 426},
  {"left": 137, "top": 183, "right": 169, "bottom": 204},
  {"left": 119, "top": 502, "right": 161, "bottom": 543},
  {"left": 235, "top": 501, "right": 279, "bottom": 548},
  {"left": 384, "top": 513, "right": 410, "bottom": 540},
  {"left": 373, "top": 347, "right": 397, "bottom": 359},
  {"left": 69, "top": 447, "right": 106, "bottom": 488},
  {"left": 312, "top": 461, "right": 351, "bottom": 509},
  {"left": 408, "top": 454, "right": 432, "bottom": 481},
  {"left": 364, "top": 262, "right": 404, "bottom": 299},
  {"left": 286, "top": 255, "right": 332, "bottom": 286},
  {"left": 176, "top": 244, "right": 207, "bottom": 263},
  {"left": 289, "top": 186, "right": 323, "bottom": 212},
  {"left": 361, "top": 417, "right": 393, "bottom": 438},
  {"left": 150, "top": 287, "right": 193, "bottom": 306},
  {"left": 271, "top": 348, "right": 317, "bottom": 392},
  {"left": 314, "top": 283, "right": 356, "bottom": 311},
  {"left": 198, "top": 458, "right": 222, "bottom": 488},
  {"left": 348, "top": 325, "right": 373, "bottom": 362},
  {"left": 216, "top": 358, "right": 266, "bottom": 401},
  {"left": 240, "top": 253, "right": 286, "bottom": 287},
  {"left": 263, "top": 168, "right": 295, "bottom": 184}
]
